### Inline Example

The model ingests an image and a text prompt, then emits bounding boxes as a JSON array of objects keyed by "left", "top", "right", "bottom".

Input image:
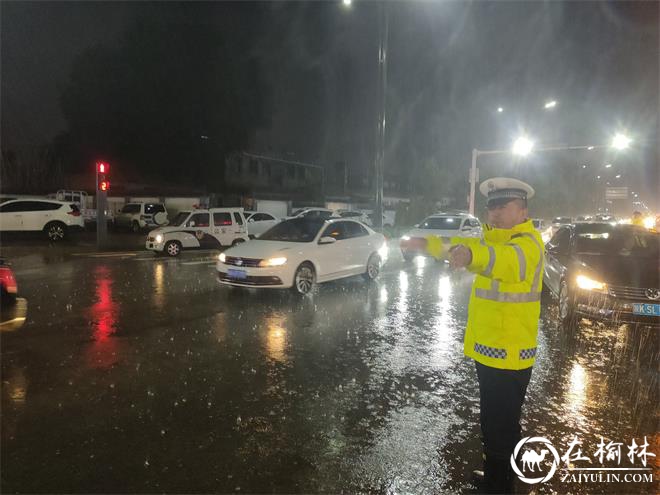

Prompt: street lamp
[
  {"left": 342, "top": 0, "right": 352, "bottom": 6},
  {"left": 611, "top": 133, "right": 631, "bottom": 150},
  {"left": 467, "top": 132, "right": 634, "bottom": 215},
  {"left": 497, "top": 107, "right": 504, "bottom": 113},
  {"left": 544, "top": 100, "right": 557, "bottom": 109},
  {"left": 512, "top": 136, "right": 534, "bottom": 156}
]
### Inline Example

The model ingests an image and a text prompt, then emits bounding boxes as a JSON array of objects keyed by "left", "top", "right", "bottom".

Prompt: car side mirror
[{"left": 319, "top": 236, "right": 337, "bottom": 245}]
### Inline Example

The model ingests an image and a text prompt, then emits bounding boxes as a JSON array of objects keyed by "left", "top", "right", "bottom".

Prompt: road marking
[
  {"left": 181, "top": 260, "right": 217, "bottom": 266},
  {"left": 72, "top": 252, "right": 139, "bottom": 258}
]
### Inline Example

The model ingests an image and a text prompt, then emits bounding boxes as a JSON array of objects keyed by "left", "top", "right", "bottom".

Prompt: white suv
[
  {"left": 0, "top": 199, "right": 85, "bottom": 241},
  {"left": 400, "top": 212, "right": 483, "bottom": 261},
  {"left": 115, "top": 203, "right": 168, "bottom": 232}
]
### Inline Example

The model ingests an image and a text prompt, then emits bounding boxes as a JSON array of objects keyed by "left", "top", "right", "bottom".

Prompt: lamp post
[
  {"left": 467, "top": 134, "right": 631, "bottom": 215},
  {"left": 373, "top": 1, "right": 388, "bottom": 231}
]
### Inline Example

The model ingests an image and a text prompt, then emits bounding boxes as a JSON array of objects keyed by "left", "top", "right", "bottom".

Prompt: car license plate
[
  {"left": 632, "top": 303, "right": 660, "bottom": 316},
  {"left": 227, "top": 269, "right": 247, "bottom": 280}
]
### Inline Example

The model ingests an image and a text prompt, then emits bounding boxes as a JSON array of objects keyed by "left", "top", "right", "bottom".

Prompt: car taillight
[
  {"left": 0, "top": 267, "right": 18, "bottom": 294},
  {"left": 68, "top": 210, "right": 81, "bottom": 216}
]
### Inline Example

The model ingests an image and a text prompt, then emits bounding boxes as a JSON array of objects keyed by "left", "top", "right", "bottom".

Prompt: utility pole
[{"left": 374, "top": 1, "right": 388, "bottom": 231}]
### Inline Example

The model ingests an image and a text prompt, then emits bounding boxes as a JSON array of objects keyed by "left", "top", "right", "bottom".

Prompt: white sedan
[
  {"left": 216, "top": 218, "right": 387, "bottom": 294},
  {"left": 246, "top": 211, "right": 280, "bottom": 238}
]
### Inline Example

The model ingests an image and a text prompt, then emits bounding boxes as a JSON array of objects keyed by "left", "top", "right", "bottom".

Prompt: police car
[{"left": 146, "top": 208, "right": 249, "bottom": 256}]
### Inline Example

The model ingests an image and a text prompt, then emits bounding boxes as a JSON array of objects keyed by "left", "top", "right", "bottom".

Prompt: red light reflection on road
[{"left": 85, "top": 266, "right": 120, "bottom": 368}]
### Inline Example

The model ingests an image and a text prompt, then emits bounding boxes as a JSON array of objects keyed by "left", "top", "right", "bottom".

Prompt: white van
[{"left": 145, "top": 208, "right": 249, "bottom": 256}]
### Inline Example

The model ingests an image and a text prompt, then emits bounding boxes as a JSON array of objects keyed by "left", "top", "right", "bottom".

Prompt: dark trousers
[{"left": 475, "top": 361, "right": 532, "bottom": 494}]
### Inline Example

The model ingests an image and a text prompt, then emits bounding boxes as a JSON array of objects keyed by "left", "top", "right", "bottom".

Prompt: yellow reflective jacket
[{"left": 452, "top": 219, "right": 544, "bottom": 370}]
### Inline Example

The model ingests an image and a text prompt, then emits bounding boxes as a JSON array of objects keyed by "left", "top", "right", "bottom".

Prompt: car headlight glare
[
  {"left": 401, "top": 235, "right": 411, "bottom": 241},
  {"left": 576, "top": 274, "right": 607, "bottom": 293},
  {"left": 378, "top": 243, "right": 389, "bottom": 260},
  {"left": 643, "top": 216, "right": 654, "bottom": 229},
  {"left": 219, "top": 253, "right": 226, "bottom": 263},
  {"left": 259, "top": 257, "right": 287, "bottom": 267},
  {"left": 155, "top": 234, "right": 163, "bottom": 243}
]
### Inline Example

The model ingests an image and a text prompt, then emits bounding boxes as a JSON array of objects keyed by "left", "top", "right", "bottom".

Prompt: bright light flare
[
  {"left": 544, "top": 100, "right": 557, "bottom": 109},
  {"left": 576, "top": 274, "right": 607, "bottom": 293},
  {"left": 643, "top": 217, "right": 655, "bottom": 230},
  {"left": 611, "top": 133, "right": 631, "bottom": 150},
  {"left": 512, "top": 136, "right": 534, "bottom": 156}
]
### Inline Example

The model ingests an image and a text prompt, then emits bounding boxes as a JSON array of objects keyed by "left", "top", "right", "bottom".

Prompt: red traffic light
[
  {"left": 99, "top": 180, "right": 110, "bottom": 192},
  {"left": 97, "top": 161, "right": 109, "bottom": 174}
]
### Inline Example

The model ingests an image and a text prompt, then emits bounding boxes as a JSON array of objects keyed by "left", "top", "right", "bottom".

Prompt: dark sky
[{"left": 2, "top": 1, "right": 658, "bottom": 206}]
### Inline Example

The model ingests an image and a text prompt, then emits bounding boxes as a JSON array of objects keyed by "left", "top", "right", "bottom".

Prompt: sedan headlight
[
  {"left": 218, "top": 253, "right": 226, "bottom": 263},
  {"left": 155, "top": 234, "right": 163, "bottom": 243},
  {"left": 576, "top": 274, "right": 608, "bottom": 293},
  {"left": 258, "top": 257, "right": 287, "bottom": 267}
]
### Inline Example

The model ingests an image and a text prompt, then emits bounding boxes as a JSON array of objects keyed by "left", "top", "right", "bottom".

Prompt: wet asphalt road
[{"left": 1, "top": 240, "right": 658, "bottom": 494}]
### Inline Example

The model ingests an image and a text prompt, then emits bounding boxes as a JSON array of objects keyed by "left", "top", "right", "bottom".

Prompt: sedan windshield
[
  {"left": 575, "top": 226, "right": 659, "bottom": 258},
  {"left": 419, "top": 217, "right": 461, "bottom": 230},
  {"left": 170, "top": 212, "right": 190, "bottom": 227},
  {"left": 259, "top": 218, "right": 324, "bottom": 242}
]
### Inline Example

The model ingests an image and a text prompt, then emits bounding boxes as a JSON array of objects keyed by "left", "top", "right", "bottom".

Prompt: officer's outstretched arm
[{"left": 453, "top": 236, "right": 541, "bottom": 284}]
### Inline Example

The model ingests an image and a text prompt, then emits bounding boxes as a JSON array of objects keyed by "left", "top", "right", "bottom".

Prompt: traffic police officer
[{"left": 427, "top": 177, "right": 544, "bottom": 493}]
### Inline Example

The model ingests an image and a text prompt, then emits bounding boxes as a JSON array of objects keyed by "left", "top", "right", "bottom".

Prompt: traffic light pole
[{"left": 96, "top": 166, "right": 108, "bottom": 248}]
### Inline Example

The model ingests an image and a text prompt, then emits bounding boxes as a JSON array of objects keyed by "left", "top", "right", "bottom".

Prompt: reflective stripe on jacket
[{"left": 452, "top": 219, "right": 544, "bottom": 370}]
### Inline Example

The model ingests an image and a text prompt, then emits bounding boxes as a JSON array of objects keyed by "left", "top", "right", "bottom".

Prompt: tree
[{"left": 58, "top": 15, "right": 269, "bottom": 188}]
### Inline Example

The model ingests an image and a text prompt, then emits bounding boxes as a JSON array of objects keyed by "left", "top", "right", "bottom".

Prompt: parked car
[
  {"left": 0, "top": 199, "right": 84, "bottom": 241},
  {"left": 336, "top": 210, "right": 371, "bottom": 224},
  {"left": 115, "top": 203, "right": 168, "bottom": 232},
  {"left": 1, "top": 258, "right": 27, "bottom": 332},
  {"left": 216, "top": 217, "right": 387, "bottom": 294},
  {"left": 245, "top": 211, "right": 280, "bottom": 238},
  {"left": 400, "top": 212, "right": 482, "bottom": 261},
  {"left": 574, "top": 215, "right": 594, "bottom": 223},
  {"left": 146, "top": 208, "right": 248, "bottom": 256},
  {"left": 543, "top": 223, "right": 659, "bottom": 327},
  {"left": 287, "top": 207, "right": 335, "bottom": 220}
]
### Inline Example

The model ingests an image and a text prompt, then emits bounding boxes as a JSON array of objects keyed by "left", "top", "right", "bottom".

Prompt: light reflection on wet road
[{"left": 1, "top": 248, "right": 658, "bottom": 493}]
